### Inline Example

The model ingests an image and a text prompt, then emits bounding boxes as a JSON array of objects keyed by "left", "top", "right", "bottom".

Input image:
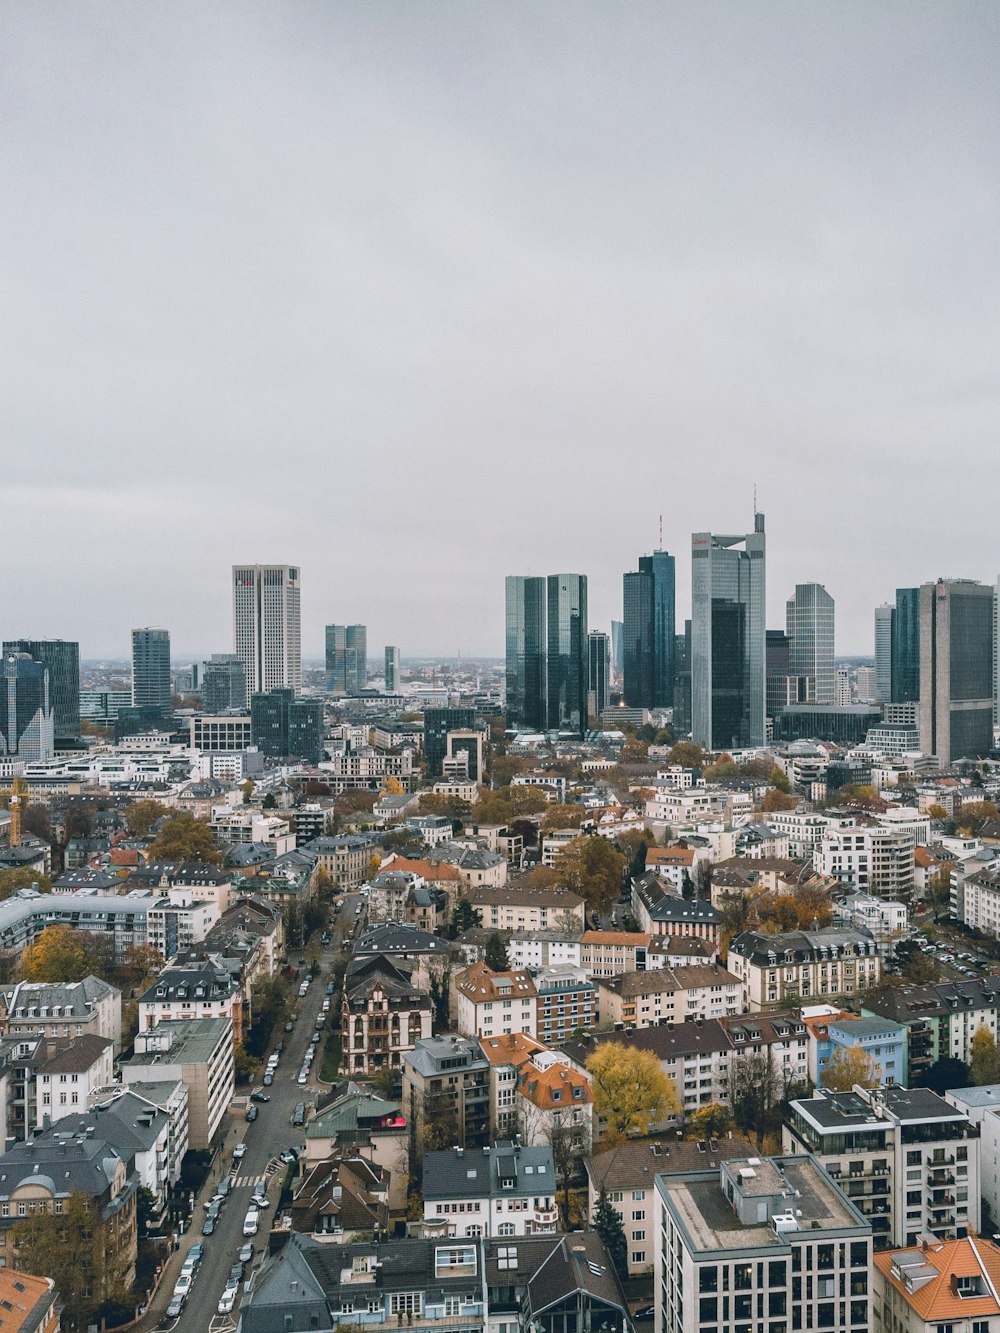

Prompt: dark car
[
  {"left": 202, "top": 1216, "right": 216, "bottom": 1236},
  {"left": 250, "top": 1092, "right": 270, "bottom": 1104},
  {"left": 188, "top": 1243, "right": 205, "bottom": 1265},
  {"left": 229, "top": 1263, "right": 244, "bottom": 1284},
  {"left": 326, "top": 982, "right": 335, "bottom": 996},
  {"left": 633, "top": 1307, "right": 655, "bottom": 1322},
  {"left": 246, "top": 1104, "right": 258, "bottom": 1123}
]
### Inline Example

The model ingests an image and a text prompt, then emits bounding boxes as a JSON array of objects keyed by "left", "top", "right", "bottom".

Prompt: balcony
[{"left": 529, "top": 1210, "right": 559, "bottom": 1231}]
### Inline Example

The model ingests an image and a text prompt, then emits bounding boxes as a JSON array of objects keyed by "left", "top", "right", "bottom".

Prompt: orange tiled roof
[
  {"left": 581, "top": 930, "right": 655, "bottom": 948},
  {"left": 0, "top": 1267, "right": 55, "bottom": 1332},
  {"left": 454, "top": 961, "right": 538, "bottom": 1003},
  {"left": 384, "top": 856, "right": 462, "bottom": 882},
  {"left": 646, "top": 847, "right": 696, "bottom": 867},
  {"left": 517, "top": 1059, "right": 593, "bottom": 1109},
  {"left": 874, "top": 1239, "right": 1000, "bottom": 1321},
  {"left": 914, "top": 847, "right": 939, "bottom": 868},
  {"left": 479, "top": 1031, "right": 547, "bottom": 1067}
]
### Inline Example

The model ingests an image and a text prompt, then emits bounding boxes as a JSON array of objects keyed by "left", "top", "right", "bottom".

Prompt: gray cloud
[{"left": 2, "top": 2, "right": 997, "bottom": 658}]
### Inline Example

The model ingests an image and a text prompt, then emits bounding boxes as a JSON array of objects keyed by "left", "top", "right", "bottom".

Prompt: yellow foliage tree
[
  {"left": 22, "top": 925, "right": 93, "bottom": 983},
  {"left": 382, "top": 776, "right": 405, "bottom": 796},
  {"left": 821, "top": 1042, "right": 881, "bottom": 1092},
  {"left": 585, "top": 1042, "right": 680, "bottom": 1140}
]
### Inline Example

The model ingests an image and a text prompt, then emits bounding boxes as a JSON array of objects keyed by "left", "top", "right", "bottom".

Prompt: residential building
[
  {"left": 787, "top": 583, "right": 836, "bottom": 704},
  {"left": 654, "top": 1154, "right": 872, "bottom": 1333},
  {"left": 815, "top": 818, "right": 916, "bottom": 899},
  {"left": 466, "top": 886, "right": 585, "bottom": 933},
  {"left": 303, "top": 1082, "right": 408, "bottom": 1211},
  {"left": 384, "top": 645, "right": 400, "bottom": 693},
  {"left": 836, "top": 893, "right": 909, "bottom": 956},
  {"left": 454, "top": 963, "right": 538, "bottom": 1040},
  {"left": 306, "top": 833, "right": 381, "bottom": 887},
  {"left": 3, "top": 639, "right": 80, "bottom": 740},
  {"left": 201, "top": 653, "right": 247, "bottom": 712},
  {"left": 342, "top": 956, "right": 434, "bottom": 1076},
  {"left": 816, "top": 1014, "right": 908, "bottom": 1087},
  {"left": 35, "top": 1034, "right": 114, "bottom": 1129},
  {"left": 596, "top": 964, "right": 746, "bottom": 1029},
  {"left": 630, "top": 876, "right": 720, "bottom": 940},
  {"left": 587, "top": 630, "right": 610, "bottom": 719},
  {"left": 515, "top": 1050, "right": 593, "bottom": 1157},
  {"left": 506, "top": 575, "right": 548, "bottom": 731},
  {"left": 423, "top": 1141, "right": 558, "bottom": 1237},
  {"left": 131, "top": 627, "right": 171, "bottom": 713},
  {"left": 586, "top": 1136, "right": 755, "bottom": 1277},
  {"left": 728, "top": 927, "right": 880, "bottom": 1010},
  {"left": 874, "top": 603, "right": 895, "bottom": 704},
  {"left": 0, "top": 976, "right": 123, "bottom": 1054},
  {"left": 580, "top": 931, "right": 655, "bottom": 977},
  {"left": 233, "top": 564, "right": 302, "bottom": 695},
  {"left": 533, "top": 966, "right": 595, "bottom": 1046},
  {"left": 892, "top": 587, "right": 921, "bottom": 704},
  {"left": 402, "top": 1035, "right": 491, "bottom": 1150},
  {"left": 138, "top": 957, "right": 244, "bottom": 1041},
  {"left": 0, "top": 1267, "right": 57, "bottom": 1333},
  {"left": 127, "top": 1016, "right": 234, "bottom": 1148},
  {"left": 109, "top": 1078, "right": 189, "bottom": 1208},
  {"left": 863, "top": 973, "right": 1000, "bottom": 1077},
  {"left": 691, "top": 512, "right": 766, "bottom": 750},
  {"left": 424, "top": 708, "right": 476, "bottom": 778},
  {"left": 918, "top": 579, "right": 995, "bottom": 762},
  {"left": 325, "top": 624, "right": 367, "bottom": 695},
  {"left": 251, "top": 687, "right": 325, "bottom": 762},
  {"left": 784, "top": 1084, "right": 980, "bottom": 1249},
  {"left": 873, "top": 1238, "right": 1000, "bottom": 1333},
  {"left": 289, "top": 1151, "right": 391, "bottom": 1240},
  {"left": 487, "top": 1232, "right": 632, "bottom": 1333},
  {"left": 0, "top": 653, "right": 54, "bottom": 762}
]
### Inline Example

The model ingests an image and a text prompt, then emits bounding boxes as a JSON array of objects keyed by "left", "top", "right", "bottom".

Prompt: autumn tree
[
  {"left": 685, "top": 1102, "right": 734, "bottom": 1140},
  {"left": 761, "top": 788, "right": 798, "bottom": 813},
  {"left": 768, "top": 765, "right": 792, "bottom": 793},
  {"left": 970, "top": 1023, "right": 1000, "bottom": 1086},
  {"left": 728, "top": 1049, "right": 782, "bottom": 1146},
  {"left": 821, "top": 1042, "right": 882, "bottom": 1092},
  {"left": 22, "top": 925, "right": 106, "bottom": 983},
  {"left": 20, "top": 805, "right": 52, "bottom": 844},
  {"left": 957, "top": 801, "right": 1000, "bottom": 834},
  {"left": 667, "top": 742, "right": 704, "bottom": 769},
  {"left": 592, "top": 1188, "right": 628, "bottom": 1279},
  {"left": 704, "top": 753, "right": 738, "bottom": 781},
  {"left": 123, "top": 799, "right": 169, "bottom": 837},
  {"left": 0, "top": 868, "right": 53, "bottom": 900},
  {"left": 586, "top": 1042, "right": 679, "bottom": 1141},
  {"left": 541, "top": 803, "right": 588, "bottom": 831},
  {"left": 926, "top": 804, "right": 949, "bottom": 821},
  {"left": 556, "top": 837, "right": 626, "bottom": 915},
  {"left": 149, "top": 812, "right": 223, "bottom": 864}
]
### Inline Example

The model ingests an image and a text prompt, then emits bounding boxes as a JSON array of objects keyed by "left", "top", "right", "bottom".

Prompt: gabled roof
[
  {"left": 36, "top": 1034, "right": 112, "bottom": 1075},
  {"left": 526, "top": 1232, "right": 629, "bottom": 1319},
  {"left": 518, "top": 1059, "right": 592, "bottom": 1109},
  {"left": 873, "top": 1239, "right": 1000, "bottom": 1321},
  {"left": 479, "top": 1031, "right": 547, "bottom": 1068},
  {"left": 0, "top": 1267, "right": 55, "bottom": 1333},
  {"left": 454, "top": 962, "right": 537, "bottom": 1003}
]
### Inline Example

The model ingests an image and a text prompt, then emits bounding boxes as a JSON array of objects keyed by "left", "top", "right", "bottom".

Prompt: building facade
[
  {"left": 786, "top": 583, "right": 835, "bottom": 705},
  {"left": 3, "top": 639, "right": 80, "bottom": 740},
  {"left": 505, "top": 576, "right": 548, "bottom": 732},
  {"left": 384, "top": 645, "right": 400, "bottom": 692},
  {"left": 233, "top": 564, "right": 302, "bottom": 696},
  {"left": 131, "top": 627, "right": 171, "bottom": 712},
  {"left": 546, "top": 574, "right": 588, "bottom": 736},
  {"left": 918, "top": 579, "right": 994, "bottom": 762},
  {"left": 0, "top": 654, "right": 54, "bottom": 763},
  {"left": 201, "top": 653, "right": 247, "bottom": 712},
  {"left": 587, "top": 630, "right": 610, "bottom": 719},
  {"left": 325, "top": 624, "right": 367, "bottom": 695}
]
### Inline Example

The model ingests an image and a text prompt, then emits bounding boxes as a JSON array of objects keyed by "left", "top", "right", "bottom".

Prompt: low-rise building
[
  {"left": 138, "top": 956, "right": 245, "bottom": 1041},
  {"left": 402, "top": 1035, "right": 491, "bottom": 1150},
  {"left": 515, "top": 1050, "right": 593, "bottom": 1158},
  {"left": 0, "top": 975, "right": 123, "bottom": 1054},
  {"left": 126, "top": 1015, "right": 234, "bottom": 1148},
  {"left": 596, "top": 963, "right": 746, "bottom": 1029},
  {"left": 727, "top": 926, "right": 881, "bottom": 1010},
  {"left": 466, "top": 886, "right": 584, "bottom": 933},
  {"left": 342, "top": 957, "right": 434, "bottom": 1077},
  {"left": 423, "top": 1141, "right": 558, "bottom": 1237},
  {"left": 289, "top": 1152, "right": 391, "bottom": 1241},
  {"left": 873, "top": 1238, "right": 1000, "bottom": 1333},
  {"left": 532, "top": 965, "right": 595, "bottom": 1046},
  {"left": 454, "top": 963, "right": 538, "bottom": 1040},
  {"left": 630, "top": 875, "right": 720, "bottom": 940},
  {"left": 35, "top": 1034, "right": 114, "bottom": 1130}
]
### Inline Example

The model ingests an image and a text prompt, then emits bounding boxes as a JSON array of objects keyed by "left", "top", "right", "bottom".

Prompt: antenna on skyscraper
[
  {"left": 659, "top": 514, "right": 663, "bottom": 550},
  {"left": 753, "top": 482, "right": 757, "bottom": 513}
]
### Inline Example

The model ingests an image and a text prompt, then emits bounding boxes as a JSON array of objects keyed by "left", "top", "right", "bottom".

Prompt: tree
[
  {"left": 685, "top": 1102, "right": 733, "bottom": 1140},
  {"left": 22, "top": 925, "right": 98, "bottom": 983},
  {"left": 541, "top": 803, "right": 588, "bottom": 831},
  {"left": 421, "top": 1089, "right": 460, "bottom": 1151},
  {"left": 957, "top": 801, "right": 999, "bottom": 833},
  {"left": 926, "top": 804, "right": 949, "bottom": 821},
  {"left": 762, "top": 788, "right": 798, "bottom": 813},
  {"left": 821, "top": 1042, "right": 882, "bottom": 1091},
  {"left": 13, "top": 1191, "right": 132, "bottom": 1330},
  {"left": 556, "top": 837, "right": 627, "bottom": 916},
  {"left": 418, "top": 792, "right": 472, "bottom": 822},
  {"left": 428, "top": 967, "right": 451, "bottom": 1030},
  {"left": 0, "top": 867, "right": 53, "bottom": 900},
  {"left": 450, "top": 899, "right": 483, "bottom": 938},
  {"left": 485, "top": 932, "right": 510, "bottom": 970},
  {"left": 592, "top": 1188, "right": 628, "bottom": 1279},
  {"left": 233, "top": 1042, "right": 258, "bottom": 1084},
  {"left": 728, "top": 1049, "right": 782, "bottom": 1146},
  {"left": 124, "top": 799, "right": 169, "bottom": 837},
  {"left": 704, "top": 753, "right": 738, "bottom": 781},
  {"left": 242, "top": 779, "right": 256, "bottom": 804},
  {"left": 916, "top": 1055, "right": 970, "bottom": 1095},
  {"left": 21, "top": 804, "right": 52, "bottom": 843},
  {"left": 149, "top": 812, "right": 223, "bottom": 864},
  {"left": 768, "top": 765, "right": 792, "bottom": 793},
  {"left": 667, "top": 742, "right": 704, "bottom": 768},
  {"left": 970, "top": 1023, "right": 1000, "bottom": 1086},
  {"left": 585, "top": 1043, "right": 679, "bottom": 1141},
  {"left": 521, "top": 864, "right": 559, "bottom": 890}
]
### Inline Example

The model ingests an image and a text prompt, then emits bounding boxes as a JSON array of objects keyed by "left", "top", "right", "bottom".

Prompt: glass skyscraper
[
  {"left": 201, "top": 653, "right": 247, "bottom": 713},
  {"left": 588, "top": 630, "right": 610, "bottom": 719},
  {"left": 131, "top": 628, "right": 171, "bottom": 712},
  {"left": 505, "top": 576, "right": 548, "bottom": 731},
  {"left": 691, "top": 514, "right": 766, "bottom": 750},
  {"left": 874, "top": 603, "right": 894, "bottom": 703},
  {"left": 623, "top": 549, "right": 676, "bottom": 710},
  {"left": 546, "top": 573, "right": 588, "bottom": 735},
  {"left": 325, "top": 624, "right": 368, "bottom": 695},
  {"left": 918, "top": 579, "right": 994, "bottom": 763},
  {"left": 384, "top": 645, "right": 400, "bottom": 693},
  {"left": 424, "top": 706, "right": 476, "bottom": 777},
  {"left": 3, "top": 639, "right": 79, "bottom": 739},
  {"left": 0, "top": 653, "right": 54, "bottom": 761},
  {"left": 786, "top": 583, "right": 835, "bottom": 705},
  {"left": 891, "top": 587, "right": 920, "bottom": 704},
  {"left": 251, "top": 688, "right": 325, "bottom": 762}
]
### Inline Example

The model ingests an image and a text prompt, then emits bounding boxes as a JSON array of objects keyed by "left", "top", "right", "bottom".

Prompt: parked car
[
  {"left": 252, "top": 1192, "right": 270, "bottom": 1210},
  {"left": 218, "top": 1290, "right": 236, "bottom": 1315},
  {"left": 233, "top": 1142, "right": 247, "bottom": 1160},
  {"left": 291, "top": 1102, "right": 306, "bottom": 1127},
  {"left": 239, "top": 1241, "right": 254, "bottom": 1265},
  {"left": 166, "top": 1295, "right": 185, "bottom": 1319},
  {"left": 251, "top": 1091, "right": 271, "bottom": 1104},
  {"left": 246, "top": 1104, "right": 258, "bottom": 1123},
  {"left": 173, "top": 1274, "right": 192, "bottom": 1298},
  {"left": 187, "top": 1243, "right": 205, "bottom": 1265},
  {"left": 326, "top": 982, "right": 335, "bottom": 995},
  {"left": 263, "top": 1072, "right": 273, "bottom": 1086},
  {"left": 297, "top": 1069, "right": 308, "bottom": 1085},
  {"left": 201, "top": 1216, "right": 216, "bottom": 1236},
  {"left": 284, "top": 1021, "right": 294, "bottom": 1033},
  {"left": 243, "top": 1207, "right": 260, "bottom": 1237},
  {"left": 229, "top": 1263, "right": 244, "bottom": 1285}
]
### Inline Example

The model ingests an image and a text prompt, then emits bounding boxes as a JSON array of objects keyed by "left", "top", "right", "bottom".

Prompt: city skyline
[{"left": 2, "top": 7, "right": 996, "bottom": 658}]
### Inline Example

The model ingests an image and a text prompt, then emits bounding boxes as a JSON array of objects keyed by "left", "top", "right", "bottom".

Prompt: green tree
[
  {"left": 0, "top": 867, "right": 53, "bottom": 900},
  {"left": 970, "top": 1023, "right": 1000, "bottom": 1086},
  {"left": 704, "top": 753, "right": 739, "bottom": 780},
  {"left": 916, "top": 1055, "right": 970, "bottom": 1094},
  {"left": 450, "top": 899, "right": 483, "bottom": 938},
  {"left": 586, "top": 1043, "right": 679, "bottom": 1140},
  {"left": 667, "top": 742, "right": 704, "bottom": 768},
  {"left": 428, "top": 967, "right": 451, "bottom": 1030},
  {"left": 484, "top": 932, "right": 510, "bottom": 970},
  {"left": 556, "top": 836, "right": 627, "bottom": 915},
  {"left": 768, "top": 765, "right": 792, "bottom": 793},
  {"left": 233, "top": 1042, "right": 258, "bottom": 1084},
  {"left": 592, "top": 1187, "right": 628, "bottom": 1279},
  {"left": 123, "top": 799, "right": 170, "bottom": 837},
  {"left": 149, "top": 812, "right": 223, "bottom": 864}
]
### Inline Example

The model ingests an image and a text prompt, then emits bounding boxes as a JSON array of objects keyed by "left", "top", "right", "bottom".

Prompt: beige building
[
  {"left": 467, "top": 885, "right": 585, "bottom": 933},
  {"left": 727, "top": 926, "right": 881, "bottom": 1010},
  {"left": 453, "top": 962, "right": 538, "bottom": 1040},
  {"left": 0, "top": 976, "right": 123, "bottom": 1054},
  {"left": 126, "top": 1016, "right": 235, "bottom": 1148},
  {"left": 596, "top": 963, "right": 746, "bottom": 1029}
]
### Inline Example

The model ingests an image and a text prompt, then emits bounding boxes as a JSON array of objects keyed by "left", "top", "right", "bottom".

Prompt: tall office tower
[
  {"left": 691, "top": 513, "right": 766, "bottom": 750},
  {"left": 835, "top": 667, "right": 852, "bottom": 705},
  {"left": 609, "top": 620, "right": 624, "bottom": 685},
  {"left": 673, "top": 622, "right": 692, "bottom": 734},
  {"left": 918, "top": 579, "right": 995, "bottom": 763},
  {"left": 0, "top": 653, "right": 54, "bottom": 761},
  {"left": 623, "top": 549, "right": 676, "bottom": 709},
  {"left": 891, "top": 587, "right": 920, "bottom": 703},
  {"left": 995, "top": 576, "right": 1000, "bottom": 726},
  {"left": 587, "top": 630, "right": 610, "bottom": 719},
  {"left": 201, "top": 653, "right": 247, "bottom": 713},
  {"left": 384, "top": 645, "right": 401, "bottom": 693},
  {"left": 874, "top": 603, "right": 894, "bottom": 703},
  {"left": 855, "top": 665, "right": 876, "bottom": 702},
  {"left": 325, "top": 625, "right": 367, "bottom": 695},
  {"left": 250, "top": 688, "right": 325, "bottom": 763},
  {"left": 131, "top": 628, "right": 171, "bottom": 711},
  {"left": 505, "top": 576, "right": 548, "bottom": 731},
  {"left": 424, "top": 706, "right": 476, "bottom": 777},
  {"left": 2, "top": 639, "right": 80, "bottom": 740},
  {"left": 766, "top": 629, "right": 802, "bottom": 719},
  {"left": 546, "top": 574, "right": 588, "bottom": 735},
  {"left": 232, "top": 565, "right": 302, "bottom": 696},
  {"left": 785, "top": 583, "right": 835, "bottom": 705}
]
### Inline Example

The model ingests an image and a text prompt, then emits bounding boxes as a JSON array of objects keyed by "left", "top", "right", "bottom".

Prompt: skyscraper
[
  {"left": 201, "top": 653, "right": 247, "bottom": 713},
  {"left": 891, "top": 587, "right": 920, "bottom": 704},
  {"left": 623, "top": 550, "right": 676, "bottom": 710},
  {"left": 424, "top": 707, "right": 476, "bottom": 777},
  {"left": 918, "top": 579, "right": 994, "bottom": 763},
  {"left": 587, "top": 630, "right": 610, "bottom": 719},
  {"left": 505, "top": 576, "right": 548, "bottom": 731},
  {"left": 131, "top": 628, "right": 171, "bottom": 712},
  {"left": 673, "top": 622, "right": 692, "bottom": 735},
  {"left": 3, "top": 639, "right": 80, "bottom": 740},
  {"left": 0, "top": 653, "right": 54, "bottom": 761},
  {"left": 546, "top": 573, "right": 588, "bottom": 735},
  {"left": 609, "top": 620, "right": 624, "bottom": 685},
  {"left": 325, "top": 625, "right": 368, "bottom": 695},
  {"left": 691, "top": 513, "right": 766, "bottom": 750},
  {"left": 250, "top": 688, "right": 325, "bottom": 762},
  {"left": 786, "top": 583, "right": 835, "bottom": 705},
  {"left": 232, "top": 565, "right": 302, "bottom": 696},
  {"left": 384, "top": 645, "right": 400, "bottom": 693},
  {"left": 874, "top": 603, "right": 894, "bottom": 703}
]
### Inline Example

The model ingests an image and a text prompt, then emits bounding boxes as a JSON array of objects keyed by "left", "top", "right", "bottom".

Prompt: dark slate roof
[
  {"left": 730, "top": 926, "right": 877, "bottom": 965},
  {"left": 562, "top": 1019, "right": 733, "bottom": 1065},
  {"left": 36, "top": 1034, "right": 111, "bottom": 1075},
  {"left": 139, "top": 959, "right": 237, "bottom": 1005},
  {"left": 352, "top": 923, "right": 449, "bottom": 958},
  {"left": 526, "top": 1232, "right": 630, "bottom": 1320},
  {"left": 866, "top": 973, "right": 1000, "bottom": 1023},
  {"left": 586, "top": 1136, "right": 757, "bottom": 1191},
  {"left": 422, "top": 1142, "right": 555, "bottom": 1202}
]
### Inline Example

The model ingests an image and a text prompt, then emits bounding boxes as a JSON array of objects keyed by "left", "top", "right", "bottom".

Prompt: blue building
[{"left": 820, "top": 1014, "right": 908, "bottom": 1088}]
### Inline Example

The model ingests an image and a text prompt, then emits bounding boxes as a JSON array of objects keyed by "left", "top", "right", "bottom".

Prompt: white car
[
  {"left": 297, "top": 1070, "right": 308, "bottom": 1084},
  {"left": 243, "top": 1207, "right": 260, "bottom": 1237},
  {"left": 251, "top": 1193, "right": 270, "bottom": 1210},
  {"left": 218, "top": 1290, "right": 236, "bottom": 1315},
  {"left": 173, "top": 1274, "right": 192, "bottom": 1298},
  {"left": 233, "top": 1142, "right": 247, "bottom": 1160}
]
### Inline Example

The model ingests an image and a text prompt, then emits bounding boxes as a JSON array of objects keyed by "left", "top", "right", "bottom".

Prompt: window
[
  {"left": 497, "top": 1223, "right": 515, "bottom": 1237},
  {"left": 390, "top": 1294, "right": 422, "bottom": 1315},
  {"left": 631, "top": 1250, "right": 643, "bottom": 1264},
  {"left": 496, "top": 1246, "right": 517, "bottom": 1271},
  {"left": 632, "top": 1209, "right": 645, "bottom": 1221},
  {"left": 435, "top": 1246, "right": 476, "bottom": 1272},
  {"left": 632, "top": 1230, "right": 644, "bottom": 1241}
]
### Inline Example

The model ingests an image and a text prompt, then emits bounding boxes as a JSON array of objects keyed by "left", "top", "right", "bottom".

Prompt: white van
[{"left": 242, "top": 1207, "right": 260, "bottom": 1237}]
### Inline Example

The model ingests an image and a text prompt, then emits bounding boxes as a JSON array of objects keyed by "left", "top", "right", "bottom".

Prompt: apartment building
[
  {"left": 466, "top": 886, "right": 585, "bottom": 933},
  {"left": 478, "top": 1031, "right": 546, "bottom": 1138},
  {"left": 402, "top": 1035, "right": 491, "bottom": 1150},
  {"left": 0, "top": 976, "right": 123, "bottom": 1054},
  {"left": 453, "top": 963, "right": 538, "bottom": 1040},
  {"left": 306, "top": 833, "right": 382, "bottom": 888},
  {"left": 515, "top": 1050, "right": 593, "bottom": 1156},
  {"left": 815, "top": 818, "right": 916, "bottom": 899},
  {"left": 631, "top": 876, "right": 720, "bottom": 941},
  {"left": 784, "top": 1084, "right": 980, "bottom": 1250},
  {"left": 727, "top": 927, "right": 881, "bottom": 1010},
  {"left": 533, "top": 965, "right": 595, "bottom": 1046},
  {"left": 597, "top": 963, "right": 746, "bottom": 1029},
  {"left": 873, "top": 1238, "right": 1000, "bottom": 1333},
  {"left": 138, "top": 958, "right": 244, "bottom": 1041},
  {"left": 864, "top": 974, "right": 1000, "bottom": 1078},
  {"left": 423, "top": 1142, "right": 558, "bottom": 1238},
  {"left": 342, "top": 957, "right": 433, "bottom": 1076},
  {"left": 126, "top": 1016, "right": 234, "bottom": 1148}
]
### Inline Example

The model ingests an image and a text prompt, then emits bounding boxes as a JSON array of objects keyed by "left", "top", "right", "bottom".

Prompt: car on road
[
  {"left": 279, "top": 1149, "right": 298, "bottom": 1164},
  {"left": 229, "top": 1263, "right": 245, "bottom": 1285},
  {"left": 243, "top": 1207, "right": 260, "bottom": 1236},
  {"left": 284, "top": 1020, "right": 294, "bottom": 1032},
  {"left": 312, "top": 1030, "right": 322, "bottom": 1044},
  {"left": 187, "top": 1243, "right": 205, "bottom": 1265},
  {"left": 218, "top": 1290, "right": 236, "bottom": 1315},
  {"left": 297, "top": 1069, "right": 308, "bottom": 1085},
  {"left": 292, "top": 1102, "right": 306, "bottom": 1126},
  {"left": 252, "top": 1192, "right": 270, "bottom": 1209},
  {"left": 251, "top": 1091, "right": 270, "bottom": 1103},
  {"left": 233, "top": 1142, "right": 247, "bottom": 1160},
  {"left": 239, "top": 1241, "right": 254, "bottom": 1265},
  {"left": 166, "top": 1295, "right": 185, "bottom": 1319},
  {"left": 173, "top": 1274, "right": 193, "bottom": 1298},
  {"left": 201, "top": 1216, "right": 216, "bottom": 1236},
  {"left": 219, "top": 1175, "right": 233, "bottom": 1197},
  {"left": 246, "top": 1104, "right": 258, "bottom": 1123},
  {"left": 326, "top": 982, "right": 335, "bottom": 995},
  {"left": 263, "top": 1072, "right": 273, "bottom": 1086}
]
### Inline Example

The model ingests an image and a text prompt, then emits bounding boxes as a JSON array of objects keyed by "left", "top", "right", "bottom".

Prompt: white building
[
  {"left": 35, "top": 1035, "right": 115, "bottom": 1130},
  {"left": 422, "top": 1142, "right": 558, "bottom": 1238},
  {"left": 453, "top": 963, "right": 538, "bottom": 1040},
  {"left": 815, "top": 818, "right": 915, "bottom": 899},
  {"left": 232, "top": 563, "right": 302, "bottom": 695}
]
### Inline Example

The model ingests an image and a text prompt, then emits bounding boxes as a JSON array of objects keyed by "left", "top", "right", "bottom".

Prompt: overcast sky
[{"left": 2, "top": 3, "right": 997, "bottom": 661}]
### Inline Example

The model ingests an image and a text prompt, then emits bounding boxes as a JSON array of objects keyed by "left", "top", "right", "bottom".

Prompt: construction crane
[{"left": 0, "top": 776, "right": 28, "bottom": 846}]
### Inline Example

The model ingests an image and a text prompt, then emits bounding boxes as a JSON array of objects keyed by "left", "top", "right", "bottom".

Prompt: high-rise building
[
  {"left": 0, "top": 653, "right": 54, "bottom": 761},
  {"left": 609, "top": 620, "right": 624, "bottom": 684},
  {"left": 546, "top": 573, "right": 588, "bottom": 735},
  {"left": 622, "top": 550, "right": 676, "bottom": 709},
  {"left": 995, "top": 575, "right": 1000, "bottom": 726},
  {"left": 873, "top": 603, "right": 894, "bottom": 703},
  {"left": 891, "top": 587, "right": 919, "bottom": 704},
  {"left": 673, "top": 622, "right": 692, "bottom": 735},
  {"left": 250, "top": 688, "right": 325, "bottom": 763},
  {"left": 855, "top": 666, "right": 876, "bottom": 702},
  {"left": 2, "top": 639, "right": 79, "bottom": 741},
  {"left": 131, "top": 628, "right": 171, "bottom": 712},
  {"left": 424, "top": 707, "right": 476, "bottom": 778},
  {"left": 918, "top": 579, "right": 994, "bottom": 763},
  {"left": 835, "top": 666, "right": 852, "bottom": 706},
  {"left": 232, "top": 565, "right": 302, "bottom": 696},
  {"left": 201, "top": 654, "right": 247, "bottom": 713},
  {"left": 691, "top": 514, "right": 766, "bottom": 750},
  {"left": 325, "top": 625, "right": 367, "bottom": 695},
  {"left": 384, "top": 645, "right": 400, "bottom": 693},
  {"left": 505, "top": 576, "right": 548, "bottom": 731},
  {"left": 785, "top": 583, "right": 835, "bottom": 705},
  {"left": 587, "top": 631, "right": 610, "bottom": 720}
]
